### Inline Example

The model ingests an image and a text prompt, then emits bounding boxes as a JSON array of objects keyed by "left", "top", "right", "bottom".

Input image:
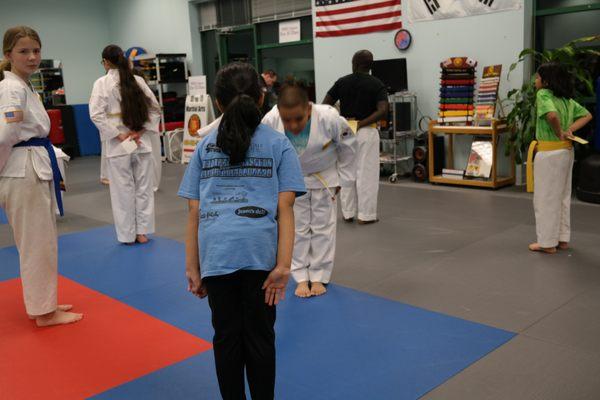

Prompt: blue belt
[{"left": 14, "top": 137, "right": 64, "bottom": 216}]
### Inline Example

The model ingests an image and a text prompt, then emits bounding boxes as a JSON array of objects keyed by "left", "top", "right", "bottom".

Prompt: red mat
[{"left": 0, "top": 277, "right": 212, "bottom": 400}]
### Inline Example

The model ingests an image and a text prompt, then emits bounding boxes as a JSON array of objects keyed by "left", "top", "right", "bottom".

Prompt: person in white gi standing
[
  {"left": 263, "top": 81, "right": 356, "bottom": 297},
  {"left": 0, "top": 26, "right": 82, "bottom": 326},
  {"left": 323, "top": 50, "right": 389, "bottom": 224},
  {"left": 89, "top": 45, "right": 160, "bottom": 244}
]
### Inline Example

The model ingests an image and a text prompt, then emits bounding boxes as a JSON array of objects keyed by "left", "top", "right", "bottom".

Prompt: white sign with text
[{"left": 279, "top": 19, "right": 301, "bottom": 43}]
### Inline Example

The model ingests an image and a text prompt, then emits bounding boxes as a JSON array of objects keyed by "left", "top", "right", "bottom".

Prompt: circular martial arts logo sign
[
  {"left": 188, "top": 114, "right": 201, "bottom": 137},
  {"left": 394, "top": 29, "right": 412, "bottom": 51}
]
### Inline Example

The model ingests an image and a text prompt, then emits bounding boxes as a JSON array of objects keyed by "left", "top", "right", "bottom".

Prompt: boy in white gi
[{"left": 263, "top": 81, "right": 357, "bottom": 297}]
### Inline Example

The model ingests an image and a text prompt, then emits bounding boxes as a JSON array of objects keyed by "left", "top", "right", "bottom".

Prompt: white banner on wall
[
  {"left": 407, "top": 0, "right": 522, "bottom": 23},
  {"left": 182, "top": 94, "right": 215, "bottom": 163}
]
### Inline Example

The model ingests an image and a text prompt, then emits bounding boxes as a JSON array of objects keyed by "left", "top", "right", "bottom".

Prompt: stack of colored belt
[
  {"left": 474, "top": 65, "right": 502, "bottom": 121},
  {"left": 438, "top": 57, "right": 477, "bottom": 124}
]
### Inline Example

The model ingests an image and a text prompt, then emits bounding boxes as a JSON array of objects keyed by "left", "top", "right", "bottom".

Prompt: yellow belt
[
  {"left": 526, "top": 140, "right": 572, "bottom": 193},
  {"left": 347, "top": 119, "right": 377, "bottom": 129},
  {"left": 312, "top": 172, "right": 336, "bottom": 201}
]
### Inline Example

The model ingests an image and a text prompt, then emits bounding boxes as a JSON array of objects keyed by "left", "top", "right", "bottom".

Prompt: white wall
[
  {"left": 1, "top": 0, "right": 201, "bottom": 103},
  {"left": 106, "top": 0, "right": 196, "bottom": 70},
  {"left": 313, "top": 3, "right": 532, "bottom": 120},
  {"left": 0, "top": 0, "right": 110, "bottom": 104}
]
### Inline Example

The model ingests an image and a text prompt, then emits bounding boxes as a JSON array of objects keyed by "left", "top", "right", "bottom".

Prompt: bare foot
[
  {"left": 100, "top": 178, "right": 110, "bottom": 185},
  {"left": 310, "top": 282, "right": 327, "bottom": 296},
  {"left": 528, "top": 243, "right": 557, "bottom": 254},
  {"left": 136, "top": 234, "right": 149, "bottom": 244},
  {"left": 29, "top": 304, "right": 73, "bottom": 320},
  {"left": 294, "top": 281, "right": 312, "bottom": 298},
  {"left": 36, "top": 310, "right": 83, "bottom": 327},
  {"left": 558, "top": 242, "right": 569, "bottom": 250}
]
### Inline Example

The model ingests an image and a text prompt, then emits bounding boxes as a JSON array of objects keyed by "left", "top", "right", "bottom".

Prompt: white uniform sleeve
[
  {"left": 138, "top": 77, "right": 160, "bottom": 135},
  {"left": 197, "top": 116, "right": 221, "bottom": 139},
  {"left": 261, "top": 105, "right": 281, "bottom": 132},
  {"left": 331, "top": 109, "right": 357, "bottom": 187},
  {"left": 0, "top": 81, "right": 27, "bottom": 171},
  {"left": 89, "top": 79, "right": 121, "bottom": 141}
]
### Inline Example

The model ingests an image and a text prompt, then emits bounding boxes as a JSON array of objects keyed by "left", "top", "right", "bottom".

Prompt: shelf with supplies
[
  {"left": 133, "top": 53, "right": 188, "bottom": 133},
  {"left": 30, "top": 59, "right": 66, "bottom": 107},
  {"left": 427, "top": 119, "right": 515, "bottom": 189},
  {"left": 380, "top": 92, "right": 418, "bottom": 183}
]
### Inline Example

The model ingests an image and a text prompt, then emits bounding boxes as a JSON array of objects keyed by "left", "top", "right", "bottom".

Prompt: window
[{"left": 251, "top": 0, "right": 312, "bottom": 22}]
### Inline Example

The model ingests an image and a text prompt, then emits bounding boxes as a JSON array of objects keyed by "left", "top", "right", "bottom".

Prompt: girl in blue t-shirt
[{"left": 178, "top": 62, "right": 305, "bottom": 399}]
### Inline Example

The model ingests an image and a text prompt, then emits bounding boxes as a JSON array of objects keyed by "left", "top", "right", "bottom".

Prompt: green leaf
[
  {"left": 507, "top": 89, "right": 519, "bottom": 98},
  {"left": 563, "top": 46, "right": 575, "bottom": 57},
  {"left": 567, "top": 35, "right": 600, "bottom": 47},
  {"left": 542, "top": 50, "right": 553, "bottom": 62},
  {"left": 579, "top": 49, "right": 600, "bottom": 57},
  {"left": 517, "top": 48, "right": 540, "bottom": 59}
]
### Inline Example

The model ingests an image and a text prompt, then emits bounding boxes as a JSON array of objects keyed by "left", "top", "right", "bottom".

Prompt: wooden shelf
[
  {"left": 429, "top": 175, "right": 515, "bottom": 188},
  {"left": 428, "top": 119, "right": 515, "bottom": 190},
  {"left": 429, "top": 124, "right": 507, "bottom": 135}
]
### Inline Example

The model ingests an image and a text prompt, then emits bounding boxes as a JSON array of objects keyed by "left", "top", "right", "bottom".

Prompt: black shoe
[
  {"left": 343, "top": 217, "right": 354, "bottom": 223},
  {"left": 357, "top": 218, "right": 379, "bottom": 225}
]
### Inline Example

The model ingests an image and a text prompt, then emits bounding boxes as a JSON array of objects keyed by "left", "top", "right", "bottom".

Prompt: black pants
[{"left": 204, "top": 269, "right": 276, "bottom": 400}]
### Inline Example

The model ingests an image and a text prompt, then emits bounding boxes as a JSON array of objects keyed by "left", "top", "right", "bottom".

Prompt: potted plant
[{"left": 504, "top": 35, "right": 600, "bottom": 164}]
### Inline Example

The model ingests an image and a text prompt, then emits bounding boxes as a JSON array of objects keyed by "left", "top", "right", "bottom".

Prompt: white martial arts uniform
[
  {"left": 89, "top": 69, "right": 160, "bottom": 243},
  {"left": 534, "top": 148, "right": 574, "bottom": 248},
  {"left": 262, "top": 104, "right": 356, "bottom": 283},
  {"left": 0, "top": 71, "right": 58, "bottom": 316},
  {"left": 340, "top": 125, "right": 379, "bottom": 222}
]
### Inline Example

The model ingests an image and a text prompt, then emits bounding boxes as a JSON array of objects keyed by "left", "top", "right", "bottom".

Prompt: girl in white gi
[
  {"left": 89, "top": 45, "right": 160, "bottom": 244},
  {"left": 528, "top": 62, "right": 592, "bottom": 253},
  {"left": 263, "top": 81, "right": 357, "bottom": 297},
  {"left": 0, "top": 26, "right": 82, "bottom": 326}
]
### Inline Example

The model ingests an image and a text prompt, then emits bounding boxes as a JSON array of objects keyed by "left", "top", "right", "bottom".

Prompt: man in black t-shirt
[{"left": 323, "top": 50, "right": 388, "bottom": 224}]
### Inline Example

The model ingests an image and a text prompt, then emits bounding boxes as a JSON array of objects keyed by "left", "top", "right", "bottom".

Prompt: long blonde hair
[{"left": 0, "top": 26, "right": 42, "bottom": 81}]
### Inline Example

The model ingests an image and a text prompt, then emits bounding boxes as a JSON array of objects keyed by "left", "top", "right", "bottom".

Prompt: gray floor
[{"left": 2, "top": 156, "right": 600, "bottom": 399}]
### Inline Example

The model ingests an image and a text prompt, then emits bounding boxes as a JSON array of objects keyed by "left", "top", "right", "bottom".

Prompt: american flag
[{"left": 315, "top": 0, "right": 403, "bottom": 38}]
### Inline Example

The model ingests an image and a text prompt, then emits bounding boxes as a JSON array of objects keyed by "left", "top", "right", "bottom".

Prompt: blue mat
[
  {"left": 1, "top": 226, "right": 515, "bottom": 400},
  {"left": 0, "top": 208, "right": 7, "bottom": 224}
]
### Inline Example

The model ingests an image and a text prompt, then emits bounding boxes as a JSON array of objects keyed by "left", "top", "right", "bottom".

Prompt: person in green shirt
[{"left": 529, "top": 62, "right": 592, "bottom": 254}]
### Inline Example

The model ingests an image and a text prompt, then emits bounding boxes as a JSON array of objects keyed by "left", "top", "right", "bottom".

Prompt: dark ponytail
[
  {"left": 537, "top": 62, "right": 575, "bottom": 99},
  {"left": 214, "top": 62, "right": 263, "bottom": 164},
  {"left": 102, "top": 45, "right": 151, "bottom": 131}
]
